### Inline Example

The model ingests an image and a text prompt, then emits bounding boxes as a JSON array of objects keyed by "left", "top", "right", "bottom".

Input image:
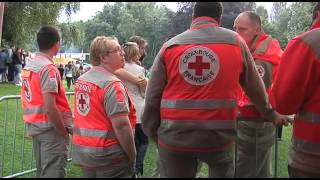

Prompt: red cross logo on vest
[
  {"left": 22, "top": 79, "right": 32, "bottom": 102},
  {"left": 76, "top": 92, "right": 90, "bottom": 116},
  {"left": 179, "top": 46, "right": 220, "bottom": 86},
  {"left": 255, "top": 65, "right": 265, "bottom": 78},
  {"left": 188, "top": 56, "right": 210, "bottom": 76}
]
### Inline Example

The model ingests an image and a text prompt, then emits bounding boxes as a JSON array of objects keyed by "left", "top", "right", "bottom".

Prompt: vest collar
[
  {"left": 250, "top": 32, "right": 268, "bottom": 54},
  {"left": 190, "top": 16, "right": 219, "bottom": 30},
  {"left": 34, "top": 52, "right": 53, "bottom": 63},
  {"left": 93, "top": 65, "right": 114, "bottom": 76}
]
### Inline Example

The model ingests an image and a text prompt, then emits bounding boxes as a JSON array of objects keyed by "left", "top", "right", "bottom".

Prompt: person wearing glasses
[{"left": 72, "top": 36, "right": 136, "bottom": 178}]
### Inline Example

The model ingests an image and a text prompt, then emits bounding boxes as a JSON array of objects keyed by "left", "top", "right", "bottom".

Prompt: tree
[
  {"left": 169, "top": 2, "right": 195, "bottom": 36},
  {"left": 2, "top": 2, "right": 80, "bottom": 50},
  {"left": 256, "top": 5, "right": 268, "bottom": 25},
  {"left": 80, "top": 2, "right": 174, "bottom": 69},
  {"left": 268, "top": 2, "right": 314, "bottom": 49},
  {"left": 221, "top": 2, "right": 256, "bottom": 30}
]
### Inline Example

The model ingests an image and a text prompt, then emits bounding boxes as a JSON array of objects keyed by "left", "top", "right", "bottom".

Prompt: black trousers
[{"left": 134, "top": 124, "right": 149, "bottom": 176}]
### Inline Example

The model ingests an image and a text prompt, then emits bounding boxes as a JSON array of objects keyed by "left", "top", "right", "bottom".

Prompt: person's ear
[
  {"left": 255, "top": 26, "right": 262, "bottom": 34},
  {"left": 100, "top": 55, "right": 107, "bottom": 64}
]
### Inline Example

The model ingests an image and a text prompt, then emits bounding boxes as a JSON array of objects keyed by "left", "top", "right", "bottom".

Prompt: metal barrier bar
[
  {"left": 10, "top": 99, "right": 19, "bottom": 174},
  {"left": 1, "top": 99, "right": 8, "bottom": 177},
  {"left": 0, "top": 93, "right": 74, "bottom": 178},
  {"left": 19, "top": 123, "right": 26, "bottom": 172}
]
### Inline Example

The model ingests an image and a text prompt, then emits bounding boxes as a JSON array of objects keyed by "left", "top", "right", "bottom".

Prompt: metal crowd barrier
[{"left": 0, "top": 92, "right": 74, "bottom": 178}]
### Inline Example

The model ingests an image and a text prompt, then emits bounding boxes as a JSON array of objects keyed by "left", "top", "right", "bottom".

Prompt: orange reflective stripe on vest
[
  {"left": 157, "top": 17, "right": 242, "bottom": 151},
  {"left": 21, "top": 57, "right": 72, "bottom": 135}
]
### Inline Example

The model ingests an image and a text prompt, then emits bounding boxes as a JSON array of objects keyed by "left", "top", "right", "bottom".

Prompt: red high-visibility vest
[
  {"left": 270, "top": 23, "right": 320, "bottom": 174},
  {"left": 238, "top": 33, "right": 282, "bottom": 118},
  {"left": 157, "top": 16, "right": 244, "bottom": 152},
  {"left": 72, "top": 67, "right": 136, "bottom": 167},
  {"left": 21, "top": 53, "right": 72, "bottom": 135}
]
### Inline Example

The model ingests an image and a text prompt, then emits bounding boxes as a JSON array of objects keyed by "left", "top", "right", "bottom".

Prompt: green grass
[{"left": 0, "top": 82, "right": 292, "bottom": 178}]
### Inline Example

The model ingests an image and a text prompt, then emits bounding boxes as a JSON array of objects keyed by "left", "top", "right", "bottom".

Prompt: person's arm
[
  {"left": 114, "top": 68, "right": 147, "bottom": 87},
  {"left": 110, "top": 115, "right": 136, "bottom": 163},
  {"left": 239, "top": 39, "right": 288, "bottom": 126},
  {"left": 141, "top": 47, "right": 167, "bottom": 143},
  {"left": 41, "top": 67, "right": 68, "bottom": 138},
  {"left": 270, "top": 38, "right": 315, "bottom": 115},
  {"left": 254, "top": 60, "right": 273, "bottom": 90},
  {"left": 43, "top": 93, "right": 68, "bottom": 138},
  {"left": 104, "top": 82, "right": 136, "bottom": 162}
]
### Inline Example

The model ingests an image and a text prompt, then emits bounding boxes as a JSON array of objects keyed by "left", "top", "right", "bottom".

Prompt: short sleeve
[
  {"left": 104, "top": 81, "right": 130, "bottom": 118},
  {"left": 40, "top": 66, "right": 59, "bottom": 94}
]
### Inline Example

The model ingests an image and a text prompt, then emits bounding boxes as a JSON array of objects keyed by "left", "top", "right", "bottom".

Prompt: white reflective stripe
[
  {"left": 73, "top": 127, "right": 116, "bottom": 139},
  {"left": 292, "top": 137, "right": 320, "bottom": 156},
  {"left": 72, "top": 143, "right": 127, "bottom": 167},
  {"left": 26, "top": 122, "right": 51, "bottom": 135},
  {"left": 161, "top": 119, "right": 236, "bottom": 130},
  {"left": 296, "top": 111, "right": 320, "bottom": 123},
  {"left": 161, "top": 99, "right": 236, "bottom": 109},
  {"left": 72, "top": 143, "right": 121, "bottom": 154},
  {"left": 23, "top": 107, "right": 44, "bottom": 114}
]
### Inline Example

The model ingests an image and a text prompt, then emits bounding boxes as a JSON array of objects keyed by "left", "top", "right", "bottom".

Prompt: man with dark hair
[
  {"left": 142, "top": 2, "right": 288, "bottom": 178},
  {"left": 21, "top": 26, "right": 73, "bottom": 178},
  {"left": 270, "top": 2, "right": 320, "bottom": 178},
  {"left": 233, "top": 11, "right": 283, "bottom": 178}
]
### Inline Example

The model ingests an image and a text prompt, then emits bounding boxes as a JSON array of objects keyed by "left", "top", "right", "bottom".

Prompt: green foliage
[
  {"left": 222, "top": 2, "right": 256, "bottom": 30},
  {"left": 168, "top": 2, "right": 195, "bottom": 35},
  {"left": 2, "top": 2, "right": 80, "bottom": 50},
  {"left": 264, "top": 2, "right": 313, "bottom": 49},
  {"left": 79, "top": 2, "right": 174, "bottom": 69},
  {"left": 256, "top": 5, "right": 268, "bottom": 25}
]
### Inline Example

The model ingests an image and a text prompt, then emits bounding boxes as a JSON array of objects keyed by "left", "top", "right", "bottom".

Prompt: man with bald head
[{"left": 233, "top": 11, "right": 283, "bottom": 177}]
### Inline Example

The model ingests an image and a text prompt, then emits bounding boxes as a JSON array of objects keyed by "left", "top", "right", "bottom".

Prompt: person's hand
[
  {"left": 25, "top": 134, "right": 32, "bottom": 140},
  {"left": 137, "top": 77, "right": 147, "bottom": 90},
  {"left": 270, "top": 111, "right": 290, "bottom": 127},
  {"left": 286, "top": 115, "right": 294, "bottom": 125}
]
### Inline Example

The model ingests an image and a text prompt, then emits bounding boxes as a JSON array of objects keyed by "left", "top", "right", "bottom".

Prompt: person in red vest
[
  {"left": 21, "top": 26, "right": 73, "bottom": 178},
  {"left": 72, "top": 36, "right": 136, "bottom": 178},
  {"left": 233, "top": 11, "right": 283, "bottom": 178},
  {"left": 142, "top": 2, "right": 289, "bottom": 178},
  {"left": 270, "top": 2, "right": 320, "bottom": 178}
]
